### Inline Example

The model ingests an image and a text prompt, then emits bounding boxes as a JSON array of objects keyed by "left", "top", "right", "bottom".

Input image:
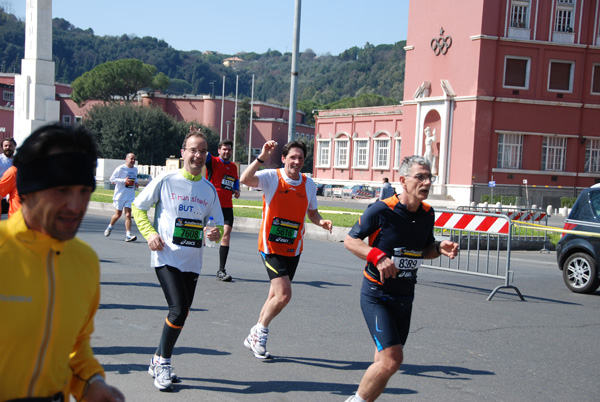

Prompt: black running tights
[{"left": 154, "top": 265, "right": 199, "bottom": 358}]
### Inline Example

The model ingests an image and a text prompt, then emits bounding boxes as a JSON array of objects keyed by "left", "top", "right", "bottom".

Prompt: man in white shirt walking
[{"left": 104, "top": 153, "right": 139, "bottom": 242}]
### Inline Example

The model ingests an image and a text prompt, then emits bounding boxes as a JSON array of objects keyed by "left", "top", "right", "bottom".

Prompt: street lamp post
[{"left": 226, "top": 121, "right": 231, "bottom": 140}]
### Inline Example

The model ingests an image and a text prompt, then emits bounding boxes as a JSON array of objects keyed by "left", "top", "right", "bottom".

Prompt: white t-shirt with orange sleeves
[{"left": 255, "top": 168, "right": 318, "bottom": 256}]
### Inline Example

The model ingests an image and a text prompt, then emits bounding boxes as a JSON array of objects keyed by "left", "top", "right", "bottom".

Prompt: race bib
[
  {"left": 172, "top": 217, "right": 203, "bottom": 248},
  {"left": 268, "top": 217, "right": 300, "bottom": 245},
  {"left": 392, "top": 247, "right": 423, "bottom": 279},
  {"left": 221, "top": 174, "right": 235, "bottom": 191}
]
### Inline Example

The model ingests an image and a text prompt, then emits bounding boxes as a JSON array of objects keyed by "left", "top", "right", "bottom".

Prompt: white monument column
[{"left": 13, "top": 0, "right": 59, "bottom": 145}]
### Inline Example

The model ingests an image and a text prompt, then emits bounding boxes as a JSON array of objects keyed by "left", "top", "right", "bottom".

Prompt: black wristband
[
  {"left": 256, "top": 157, "right": 265, "bottom": 163},
  {"left": 435, "top": 241, "right": 441, "bottom": 255}
]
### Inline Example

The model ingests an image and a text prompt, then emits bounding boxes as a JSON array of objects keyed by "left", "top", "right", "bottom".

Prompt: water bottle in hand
[{"left": 205, "top": 216, "right": 218, "bottom": 248}]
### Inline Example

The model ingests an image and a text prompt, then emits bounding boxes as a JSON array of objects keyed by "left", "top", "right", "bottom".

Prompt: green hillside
[{"left": 0, "top": 7, "right": 405, "bottom": 111}]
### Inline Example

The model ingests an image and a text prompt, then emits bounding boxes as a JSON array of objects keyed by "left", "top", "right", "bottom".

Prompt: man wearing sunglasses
[{"left": 344, "top": 155, "right": 458, "bottom": 402}]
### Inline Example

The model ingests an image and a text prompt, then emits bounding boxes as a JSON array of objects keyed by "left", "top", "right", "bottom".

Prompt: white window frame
[
  {"left": 394, "top": 138, "right": 402, "bottom": 169},
  {"left": 372, "top": 135, "right": 390, "bottom": 170},
  {"left": 353, "top": 138, "right": 369, "bottom": 169},
  {"left": 503, "top": 56, "right": 531, "bottom": 89},
  {"left": 548, "top": 59, "right": 575, "bottom": 93},
  {"left": 510, "top": 0, "right": 530, "bottom": 28},
  {"left": 541, "top": 136, "right": 567, "bottom": 171},
  {"left": 316, "top": 139, "right": 331, "bottom": 168},
  {"left": 585, "top": 138, "right": 600, "bottom": 173},
  {"left": 62, "top": 115, "right": 72, "bottom": 126},
  {"left": 74, "top": 115, "right": 83, "bottom": 125},
  {"left": 334, "top": 137, "right": 350, "bottom": 168},
  {"left": 497, "top": 133, "right": 523, "bottom": 169},
  {"left": 3, "top": 91, "right": 14, "bottom": 101},
  {"left": 591, "top": 63, "right": 600, "bottom": 95},
  {"left": 555, "top": 0, "right": 575, "bottom": 33}
]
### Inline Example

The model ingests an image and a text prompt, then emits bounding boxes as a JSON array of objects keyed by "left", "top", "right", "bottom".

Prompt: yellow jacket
[{"left": 0, "top": 210, "right": 105, "bottom": 401}]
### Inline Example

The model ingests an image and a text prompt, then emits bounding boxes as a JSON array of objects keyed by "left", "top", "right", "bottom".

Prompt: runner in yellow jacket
[{"left": 0, "top": 124, "right": 124, "bottom": 402}]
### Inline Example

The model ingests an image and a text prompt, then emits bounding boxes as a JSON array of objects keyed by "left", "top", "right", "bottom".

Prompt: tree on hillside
[
  {"left": 301, "top": 138, "right": 315, "bottom": 174},
  {"left": 234, "top": 98, "right": 256, "bottom": 163},
  {"left": 82, "top": 102, "right": 217, "bottom": 165},
  {"left": 71, "top": 58, "right": 170, "bottom": 105}
]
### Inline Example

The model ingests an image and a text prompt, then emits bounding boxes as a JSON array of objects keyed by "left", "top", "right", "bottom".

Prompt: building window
[
  {"left": 334, "top": 138, "right": 349, "bottom": 168},
  {"left": 592, "top": 64, "right": 600, "bottom": 95},
  {"left": 394, "top": 138, "right": 402, "bottom": 168},
  {"left": 74, "top": 116, "right": 83, "bottom": 125},
  {"left": 548, "top": 60, "right": 574, "bottom": 92},
  {"left": 317, "top": 139, "right": 331, "bottom": 167},
  {"left": 555, "top": 0, "right": 574, "bottom": 33},
  {"left": 62, "top": 115, "right": 71, "bottom": 126},
  {"left": 497, "top": 134, "right": 523, "bottom": 169},
  {"left": 541, "top": 136, "right": 566, "bottom": 171},
  {"left": 353, "top": 139, "right": 369, "bottom": 169},
  {"left": 504, "top": 57, "right": 530, "bottom": 89},
  {"left": 3, "top": 91, "right": 14, "bottom": 101},
  {"left": 585, "top": 139, "right": 600, "bottom": 173},
  {"left": 510, "top": 0, "right": 530, "bottom": 28},
  {"left": 373, "top": 137, "right": 390, "bottom": 169}
]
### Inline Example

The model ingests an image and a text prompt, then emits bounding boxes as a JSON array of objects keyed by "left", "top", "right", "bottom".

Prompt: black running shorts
[
  {"left": 222, "top": 207, "right": 234, "bottom": 227},
  {"left": 260, "top": 252, "right": 301, "bottom": 281},
  {"left": 360, "top": 277, "right": 413, "bottom": 351}
]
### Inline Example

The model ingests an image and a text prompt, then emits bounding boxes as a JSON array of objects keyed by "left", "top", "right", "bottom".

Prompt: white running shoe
[
  {"left": 148, "top": 359, "right": 179, "bottom": 383},
  {"left": 125, "top": 235, "right": 137, "bottom": 242},
  {"left": 104, "top": 227, "right": 112, "bottom": 237},
  {"left": 244, "top": 325, "right": 271, "bottom": 359},
  {"left": 153, "top": 364, "right": 174, "bottom": 391}
]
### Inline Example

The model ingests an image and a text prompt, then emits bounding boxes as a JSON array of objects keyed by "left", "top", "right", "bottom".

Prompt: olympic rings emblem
[{"left": 431, "top": 36, "right": 452, "bottom": 56}]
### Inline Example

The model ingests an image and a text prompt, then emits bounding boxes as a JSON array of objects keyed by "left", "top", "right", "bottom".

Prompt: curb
[{"left": 88, "top": 201, "right": 350, "bottom": 242}]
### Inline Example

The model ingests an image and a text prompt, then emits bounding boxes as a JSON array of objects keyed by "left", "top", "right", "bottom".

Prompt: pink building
[
  {"left": 140, "top": 93, "right": 314, "bottom": 167},
  {"left": 0, "top": 75, "right": 16, "bottom": 141},
  {"left": 314, "top": 0, "right": 600, "bottom": 205},
  {"left": 0, "top": 73, "right": 314, "bottom": 167}
]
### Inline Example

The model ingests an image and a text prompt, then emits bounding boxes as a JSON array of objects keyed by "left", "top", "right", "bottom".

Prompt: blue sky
[{"left": 3, "top": 0, "right": 409, "bottom": 55}]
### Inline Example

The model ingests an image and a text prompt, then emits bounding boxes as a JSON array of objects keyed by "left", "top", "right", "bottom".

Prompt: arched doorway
[{"left": 423, "top": 110, "right": 441, "bottom": 175}]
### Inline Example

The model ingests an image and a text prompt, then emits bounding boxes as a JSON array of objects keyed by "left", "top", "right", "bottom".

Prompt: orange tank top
[{"left": 258, "top": 170, "right": 309, "bottom": 256}]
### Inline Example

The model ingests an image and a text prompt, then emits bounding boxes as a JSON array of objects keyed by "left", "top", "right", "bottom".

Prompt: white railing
[{"left": 137, "top": 164, "right": 166, "bottom": 177}]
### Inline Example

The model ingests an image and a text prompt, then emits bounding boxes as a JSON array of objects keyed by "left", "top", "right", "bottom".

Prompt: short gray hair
[{"left": 399, "top": 155, "right": 431, "bottom": 176}]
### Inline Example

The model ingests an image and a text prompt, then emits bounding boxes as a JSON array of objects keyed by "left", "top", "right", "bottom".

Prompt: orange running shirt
[{"left": 256, "top": 168, "right": 317, "bottom": 256}]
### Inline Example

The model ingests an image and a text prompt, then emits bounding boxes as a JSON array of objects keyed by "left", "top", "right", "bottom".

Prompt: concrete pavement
[{"left": 76, "top": 209, "right": 599, "bottom": 402}]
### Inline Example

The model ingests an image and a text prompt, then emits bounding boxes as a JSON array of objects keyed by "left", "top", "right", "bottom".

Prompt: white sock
[
  {"left": 107, "top": 225, "right": 113, "bottom": 229},
  {"left": 158, "top": 357, "right": 171, "bottom": 365},
  {"left": 256, "top": 322, "right": 267, "bottom": 331},
  {"left": 152, "top": 354, "right": 160, "bottom": 364},
  {"left": 354, "top": 394, "right": 367, "bottom": 402},
  {"left": 126, "top": 231, "right": 131, "bottom": 236}
]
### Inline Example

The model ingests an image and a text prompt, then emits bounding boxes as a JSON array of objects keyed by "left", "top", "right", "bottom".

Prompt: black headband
[{"left": 17, "top": 152, "right": 97, "bottom": 195}]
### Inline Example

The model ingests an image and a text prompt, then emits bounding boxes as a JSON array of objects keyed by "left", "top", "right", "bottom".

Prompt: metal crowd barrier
[
  {"left": 422, "top": 209, "right": 525, "bottom": 301},
  {"left": 457, "top": 205, "right": 549, "bottom": 252}
]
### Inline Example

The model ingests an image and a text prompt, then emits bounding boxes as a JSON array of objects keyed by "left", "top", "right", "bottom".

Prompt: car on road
[
  {"left": 556, "top": 186, "right": 600, "bottom": 294},
  {"left": 342, "top": 184, "right": 379, "bottom": 199},
  {"left": 316, "top": 183, "right": 325, "bottom": 196},
  {"left": 323, "top": 184, "right": 344, "bottom": 197},
  {"left": 137, "top": 173, "right": 153, "bottom": 187}
]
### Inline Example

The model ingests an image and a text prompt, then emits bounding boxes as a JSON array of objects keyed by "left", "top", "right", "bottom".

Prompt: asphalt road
[{"left": 75, "top": 206, "right": 599, "bottom": 402}]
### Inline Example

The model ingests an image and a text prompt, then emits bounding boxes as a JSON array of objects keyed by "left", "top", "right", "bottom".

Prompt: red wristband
[{"left": 367, "top": 247, "right": 387, "bottom": 266}]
